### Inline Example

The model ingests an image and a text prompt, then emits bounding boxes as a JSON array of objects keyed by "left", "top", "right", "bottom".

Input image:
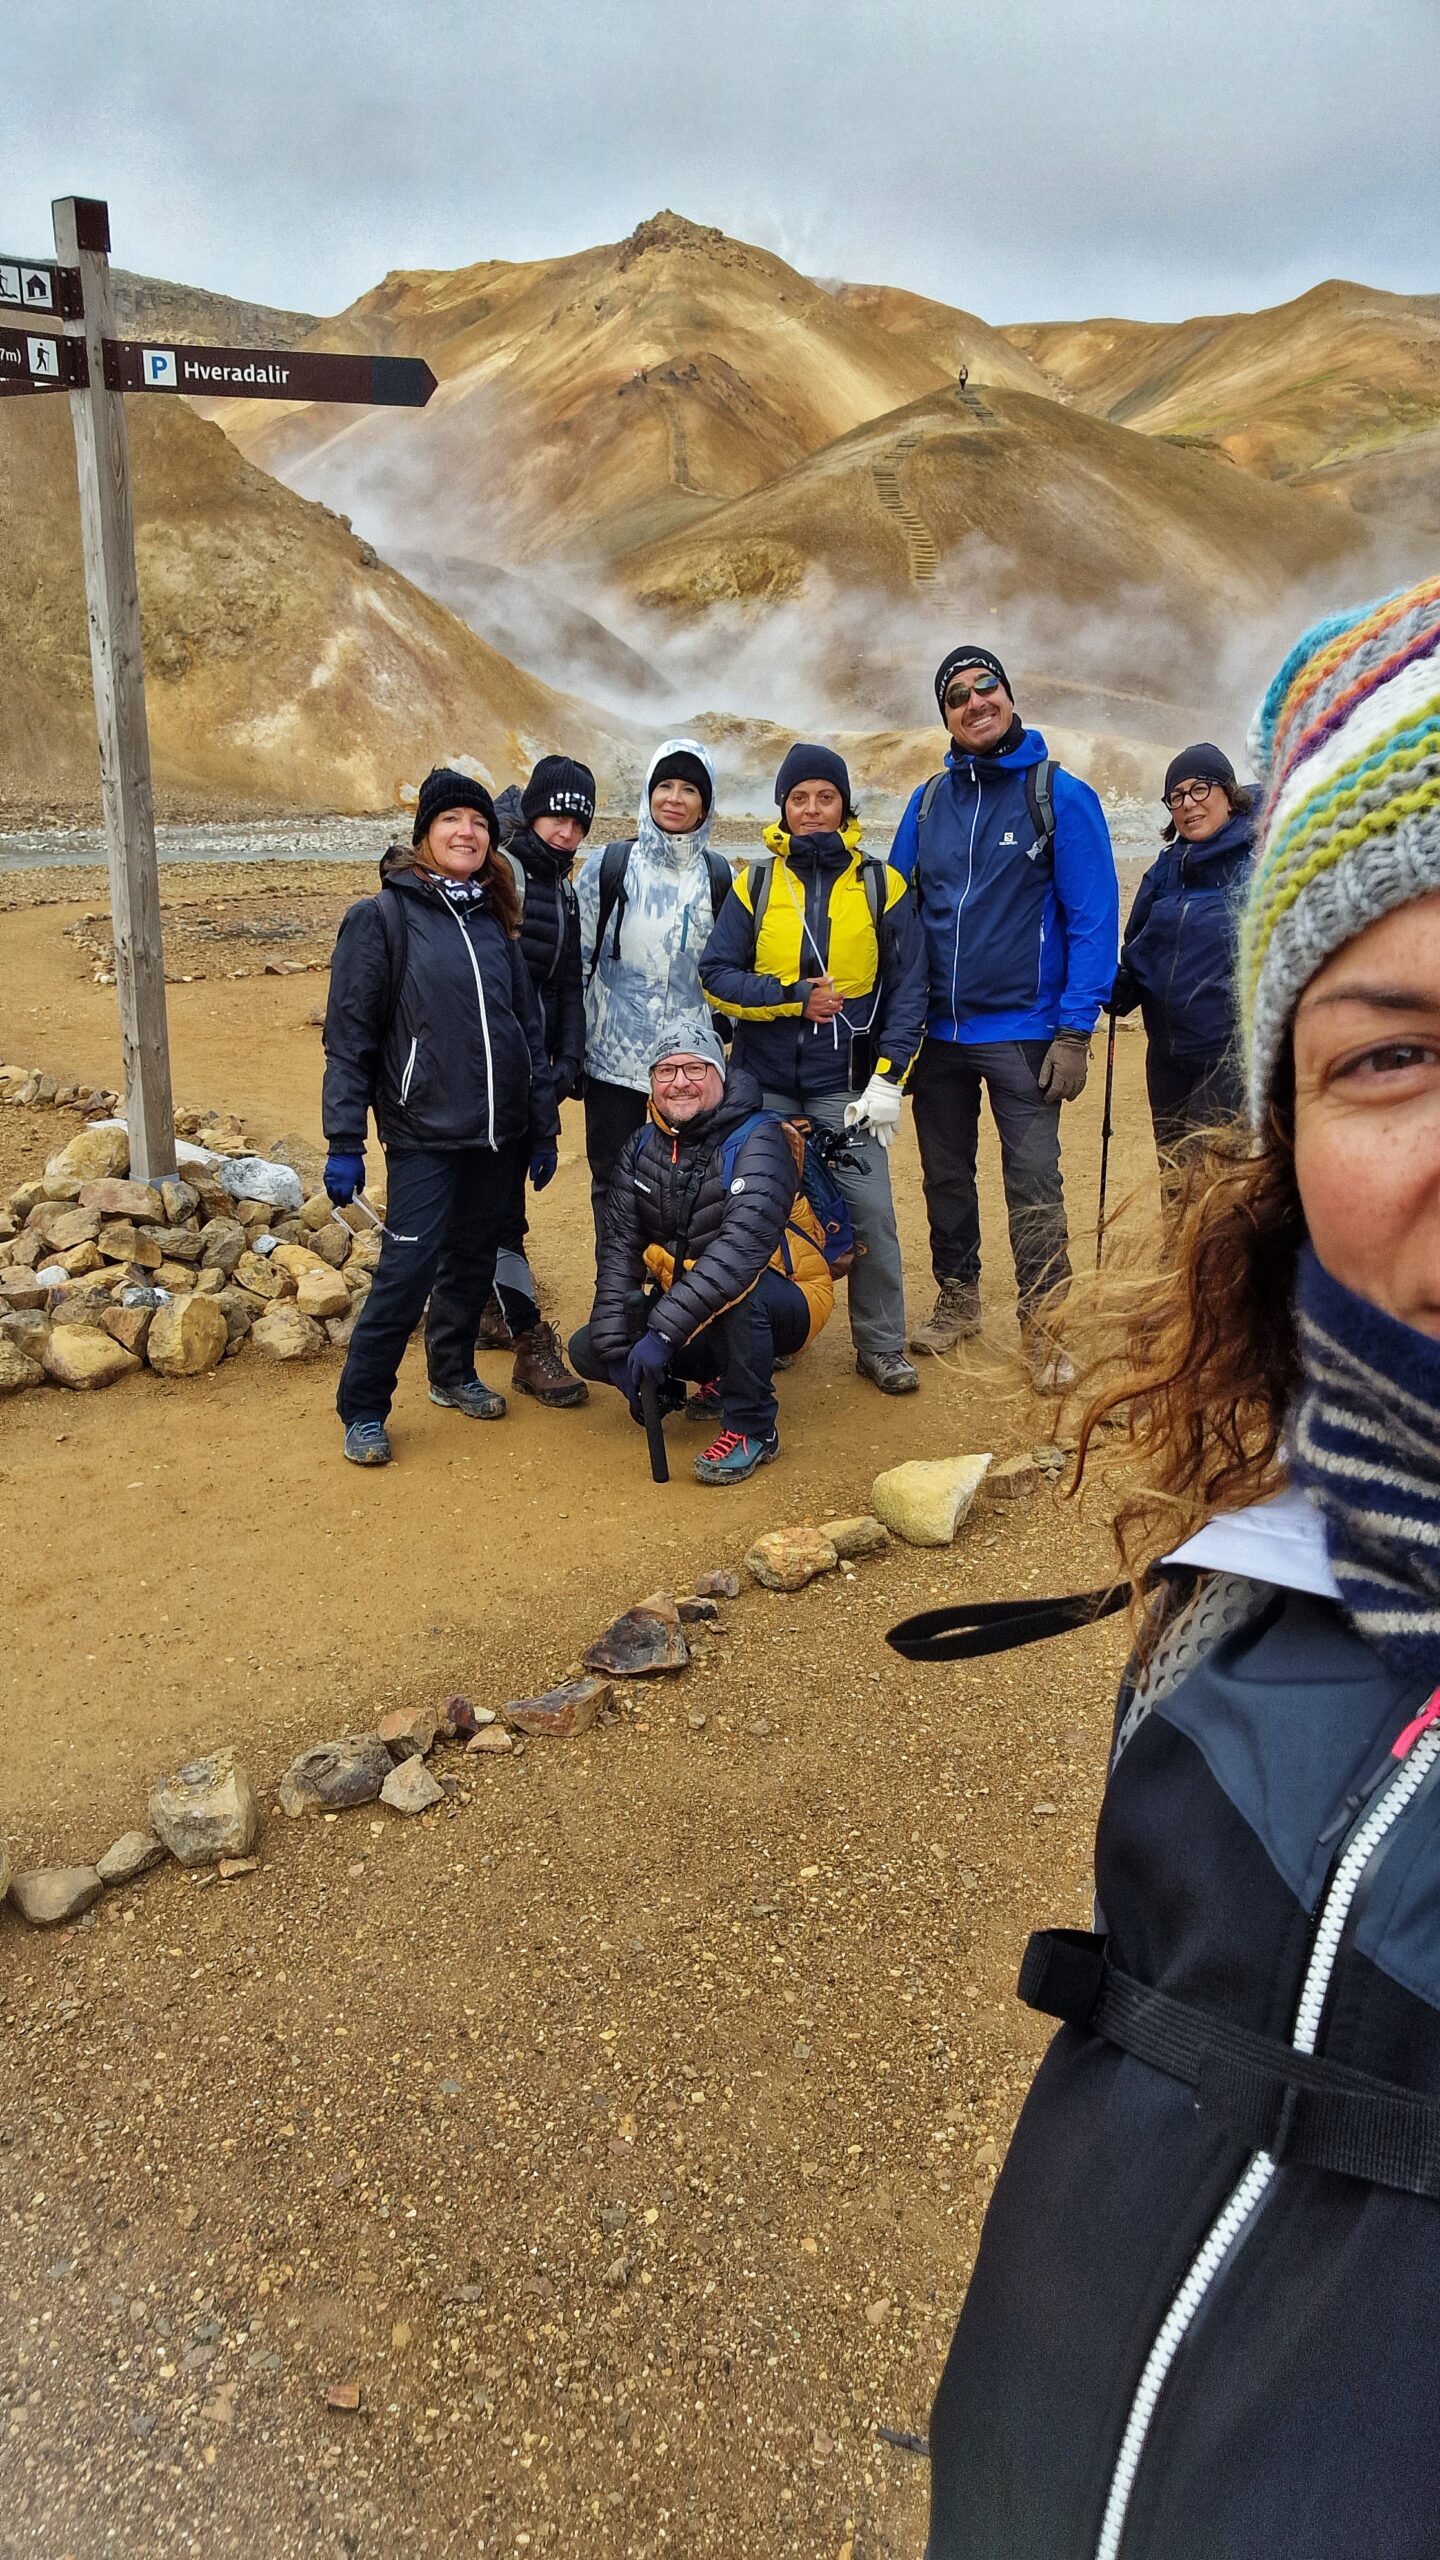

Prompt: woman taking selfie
[
  {"left": 901, "top": 575, "right": 1440, "bottom": 2558},
  {"left": 322, "top": 767, "right": 559, "bottom": 1466}
]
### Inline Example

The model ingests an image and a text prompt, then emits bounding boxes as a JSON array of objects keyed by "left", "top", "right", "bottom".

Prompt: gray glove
[{"left": 1037, "top": 1032, "right": 1091, "bottom": 1102}]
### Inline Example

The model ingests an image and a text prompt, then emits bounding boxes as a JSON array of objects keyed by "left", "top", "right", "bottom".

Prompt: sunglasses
[
  {"left": 944, "top": 672, "right": 1003, "bottom": 708},
  {"left": 1167, "top": 779, "right": 1219, "bottom": 810}
]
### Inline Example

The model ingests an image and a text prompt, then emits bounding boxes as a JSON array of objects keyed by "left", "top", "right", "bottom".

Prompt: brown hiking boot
[
  {"left": 477, "top": 1292, "right": 513, "bottom": 1351},
  {"left": 910, "top": 1278, "right": 982, "bottom": 1355},
  {"left": 512, "top": 1320, "right": 588, "bottom": 1408},
  {"left": 1021, "top": 1323, "right": 1077, "bottom": 1395}
]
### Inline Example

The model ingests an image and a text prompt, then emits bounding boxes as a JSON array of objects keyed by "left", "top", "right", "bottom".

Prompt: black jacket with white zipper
[
  {"left": 928, "top": 1486, "right": 1440, "bottom": 2560},
  {"left": 322, "top": 857, "right": 559, "bottom": 1155}
]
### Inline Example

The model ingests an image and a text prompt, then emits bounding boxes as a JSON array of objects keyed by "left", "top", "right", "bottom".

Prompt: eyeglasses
[
  {"left": 653, "top": 1062, "right": 712, "bottom": 1087},
  {"left": 944, "top": 672, "right": 1002, "bottom": 708},
  {"left": 1167, "top": 779, "right": 1219, "bottom": 810}
]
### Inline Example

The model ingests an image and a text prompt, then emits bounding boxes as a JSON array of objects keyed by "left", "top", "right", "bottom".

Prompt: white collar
[{"left": 1163, "top": 1481, "right": 1339, "bottom": 1601}]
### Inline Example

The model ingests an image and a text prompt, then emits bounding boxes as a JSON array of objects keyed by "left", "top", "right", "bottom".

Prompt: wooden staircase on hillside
[{"left": 871, "top": 432, "right": 939, "bottom": 581}]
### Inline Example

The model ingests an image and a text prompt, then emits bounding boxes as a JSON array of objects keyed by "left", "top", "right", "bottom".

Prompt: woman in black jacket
[
  {"left": 895, "top": 576, "right": 1440, "bottom": 2558},
  {"left": 322, "top": 766, "right": 559, "bottom": 1466},
  {"left": 1112, "top": 742, "right": 1256, "bottom": 1168}
]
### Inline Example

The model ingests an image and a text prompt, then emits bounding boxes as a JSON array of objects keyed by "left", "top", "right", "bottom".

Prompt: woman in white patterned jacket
[{"left": 574, "top": 739, "right": 733, "bottom": 1270}]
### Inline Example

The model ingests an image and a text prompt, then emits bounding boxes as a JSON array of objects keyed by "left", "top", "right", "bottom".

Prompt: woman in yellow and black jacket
[{"left": 699, "top": 743, "right": 928, "bottom": 1395}]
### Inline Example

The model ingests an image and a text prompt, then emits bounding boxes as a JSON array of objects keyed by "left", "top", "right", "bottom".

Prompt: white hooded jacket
[{"left": 575, "top": 739, "right": 728, "bottom": 1094}]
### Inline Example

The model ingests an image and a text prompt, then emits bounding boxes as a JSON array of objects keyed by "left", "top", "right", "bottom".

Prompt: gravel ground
[{"left": 0, "top": 1507, "right": 1126, "bottom": 2560}]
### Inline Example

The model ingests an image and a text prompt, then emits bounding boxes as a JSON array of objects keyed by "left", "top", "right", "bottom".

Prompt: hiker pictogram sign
[{"left": 0, "top": 322, "right": 88, "bottom": 392}]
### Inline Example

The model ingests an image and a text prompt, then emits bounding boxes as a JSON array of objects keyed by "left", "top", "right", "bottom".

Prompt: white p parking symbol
[{"left": 142, "top": 347, "right": 177, "bottom": 389}]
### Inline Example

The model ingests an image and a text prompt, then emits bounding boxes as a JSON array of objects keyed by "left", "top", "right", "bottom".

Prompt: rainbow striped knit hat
[{"left": 1240, "top": 571, "right": 1440, "bottom": 1124}]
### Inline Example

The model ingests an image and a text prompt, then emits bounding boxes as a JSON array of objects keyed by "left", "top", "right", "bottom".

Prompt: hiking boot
[
  {"left": 1022, "top": 1325, "right": 1077, "bottom": 1395},
  {"left": 343, "top": 1419, "right": 392, "bottom": 1466},
  {"left": 910, "top": 1278, "right": 982, "bottom": 1355},
  {"left": 477, "top": 1292, "right": 513, "bottom": 1351},
  {"left": 684, "top": 1377, "right": 723, "bottom": 1425},
  {"left": 428, "top": 1376, "right": 507, "bottom": 1420},
  {"left": 856, "top": 1348, "right": 920, "bottom": 1396},
  {"left": 693, "top": 1427, "right": 780, "bottom": 1486},
  {"left": 512, "top": 1320, "right": 588, "bottom": 1408}
]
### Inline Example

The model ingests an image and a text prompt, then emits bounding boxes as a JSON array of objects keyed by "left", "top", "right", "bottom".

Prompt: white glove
[{"left": 844, "top": 1073, "right": 903, "bottom": 1150}]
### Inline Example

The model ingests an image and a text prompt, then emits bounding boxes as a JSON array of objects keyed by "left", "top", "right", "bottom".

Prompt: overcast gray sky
[{"left": 8, "top": 0, "right": 1438, "bottom": 325}]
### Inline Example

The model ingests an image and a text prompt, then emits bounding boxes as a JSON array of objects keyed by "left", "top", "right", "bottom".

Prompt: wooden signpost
[{"left": 1, "top": 194, "right": 437, "bottom": 1180}]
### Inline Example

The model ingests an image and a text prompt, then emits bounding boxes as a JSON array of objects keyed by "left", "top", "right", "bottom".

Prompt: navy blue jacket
[
  {"left": 322, "top": 860, "right": 559, "bottom": 1155},
  {"left": 927, "top": 1491, "right": 1440, "bottom": 2559},
  {"left": 1113, "top": 809, "right": 1256, "bottom": 1071},
  {"left": 888, "top": 730, "right": 1118, "bottom": 1042}
]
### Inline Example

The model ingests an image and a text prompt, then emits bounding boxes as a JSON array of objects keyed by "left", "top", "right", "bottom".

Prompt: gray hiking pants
[
  {"left": 910, "top": 1037, "right": 1070, "bottom": 1320},
  {"left": 762, "top": 1085, "right": 906, "bottom": 1358}
]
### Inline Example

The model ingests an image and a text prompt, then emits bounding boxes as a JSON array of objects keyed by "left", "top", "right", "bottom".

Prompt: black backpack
[
  {"left": 913, "top": 757, "right": 1057, "bottom": 875},
  {"left": 586, "top": 839, "right": 734, "bottom": 983}
]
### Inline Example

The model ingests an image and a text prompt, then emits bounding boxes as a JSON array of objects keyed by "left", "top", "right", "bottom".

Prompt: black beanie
[
  {"left": 521, "top": 754, "right": 597, "bottom": 833},
  {"left": 649, "top": 750, "right": 713, "bottom": 816},
  {"left": 774, "top": 741, "right": 853, "bottom": 821},
  {"left": 934, "top": 644, "right": 1012, "bottom": 712},
  {"left": 413, "top": 766, "right": 498, "bottom": 846},
  {"left": 1162, "top": 741, "right": 1236, "bottom": 802}
]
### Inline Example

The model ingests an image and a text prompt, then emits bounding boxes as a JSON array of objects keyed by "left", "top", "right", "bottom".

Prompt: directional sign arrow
[
  {"left": 103, "top": 339, "right": 437, "bottom": 408},
  {"left": 0, "top": 324, "right": 88, "bottom": 390},
  {"left": 0, "top": 257, "right": 83, "bottom": 318}
]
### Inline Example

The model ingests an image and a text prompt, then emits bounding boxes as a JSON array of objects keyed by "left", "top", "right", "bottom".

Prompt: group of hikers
[
  {"left": 315, "top": 571, "right": 1440, "bottom": 2556},
  {"left": 321, "top": 640, "right": 1254, "bottom": 1480}
]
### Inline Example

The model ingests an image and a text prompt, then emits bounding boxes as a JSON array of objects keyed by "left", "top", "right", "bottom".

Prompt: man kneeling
[{"left": 570, "top": 1025, "right": 833, "bottom": 1484}]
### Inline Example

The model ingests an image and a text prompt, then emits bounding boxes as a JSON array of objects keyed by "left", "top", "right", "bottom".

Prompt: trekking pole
[
  {"left": 639, "top": 1371, "right": 670, "bottom": 1485},
  {"left": 1095, "top": 1005, "right": 1118, "bottom": 1271}
]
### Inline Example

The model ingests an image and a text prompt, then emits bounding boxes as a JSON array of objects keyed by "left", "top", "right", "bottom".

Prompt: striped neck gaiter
[{"left": 1289, "top": 1242, "right": 1440, "bottom": 1672}]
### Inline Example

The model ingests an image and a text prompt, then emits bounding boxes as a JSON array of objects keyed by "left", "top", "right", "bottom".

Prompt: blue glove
[
  {"left": 529, "top": 1144, "right": 559, "bottom": 1191},
  {"left": 624, "top": 1329, "right": 670, "bottom": 1416},
  {"left": 324, "top": 1149, "right": 365, "bottom": 1206}
]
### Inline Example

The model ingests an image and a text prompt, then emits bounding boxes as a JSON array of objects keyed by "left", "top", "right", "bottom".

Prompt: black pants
[
  {"left": 911, "top": 1037, "right": 1070, "bottom": 1319},
  {"left": 1146, "top": 1045, "right": 1243, "bottom": 1163},
  {"left": 569, "top": 1267, "right": 810, "bottom": 1440},
  {"left": 492, "top": 1153, "right": 541, "bottom": 1338},
  {"left": 337, "top": 1140, "right": 527, "bottom": 1424},
  {"left": 584, "top": 1080, "right": 649, "bottom": 1275}
]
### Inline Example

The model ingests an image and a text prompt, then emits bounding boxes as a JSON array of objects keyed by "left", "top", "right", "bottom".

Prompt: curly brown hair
[{"left": 1065, "top": 1092, "right": 1305, "bottom": 1618}]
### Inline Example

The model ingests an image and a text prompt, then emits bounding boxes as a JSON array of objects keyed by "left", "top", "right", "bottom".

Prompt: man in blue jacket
[{"left": 889, "top": 645, "right": 1118, "bottom": 1388}]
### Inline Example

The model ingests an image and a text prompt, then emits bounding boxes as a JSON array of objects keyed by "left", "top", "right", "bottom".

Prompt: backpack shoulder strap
[
  {"left": 1025, "top": 758, "right": 1058, "bottom": 871},
  {"left": 717, "top": 1109, "right": 775, "bottom": 1189},
  {"left": 499, "top": 847, "right": 525, "bottom": 904},
  {"left": 860, "top": 855, "right": 888, "bottom": 937},
  {"left": 911, "top": 772, "right": 947, "bottom": 880},
  {"left": 704, "top": 848, "right": 733, "bottom": 921},
  {"left": 587, "top": 841, "right": 631, "bottom": 983},
  {"left": 746, "top": 860, "right": 775, "bottom": 941},
  {"left": 376, "top": 884, "right": 409, "bottom": 1041}
]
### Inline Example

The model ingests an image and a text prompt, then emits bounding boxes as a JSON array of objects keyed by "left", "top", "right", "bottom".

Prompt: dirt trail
[{"left": 0, "top": 874, "right": 1156, "bottom": 2557}]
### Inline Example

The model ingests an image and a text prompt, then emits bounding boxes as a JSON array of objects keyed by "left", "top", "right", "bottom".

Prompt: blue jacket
[
  {"left": 888, "top": 730, "right": 1118, "bottom": 1043},
  {"left": 1113, "top": 809, "right": 1256, "bottom": 1072}
]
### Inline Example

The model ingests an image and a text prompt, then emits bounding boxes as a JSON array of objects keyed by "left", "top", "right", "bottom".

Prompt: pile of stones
[{"left": 0, "top": 1121, "right": 380, "bottom": 1394}]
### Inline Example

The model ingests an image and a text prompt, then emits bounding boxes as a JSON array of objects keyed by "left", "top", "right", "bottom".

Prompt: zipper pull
[{"left": 1392, "top": 1690, "right": 1440, "bottom": 1759}]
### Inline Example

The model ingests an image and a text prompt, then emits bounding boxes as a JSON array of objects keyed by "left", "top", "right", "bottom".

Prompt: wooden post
[{"left": 52, "top": 194, "right": 176, "bottom": 1181}]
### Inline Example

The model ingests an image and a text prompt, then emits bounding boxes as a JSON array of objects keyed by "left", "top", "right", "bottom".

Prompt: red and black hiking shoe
[
  {"left": 684, "top": 1376, "right": 723, "bottom": 1425},
  {"left": 693, "top": 1427, "right": 780, "bottom": 1487}
]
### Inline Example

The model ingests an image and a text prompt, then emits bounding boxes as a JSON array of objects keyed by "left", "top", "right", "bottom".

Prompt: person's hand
[
  {"left": 844, "top": 1074, "right": 903, "bottom": 1150},
  {"left": 324, "top": 1149, "right": 365, "bottom": 1206},
  {"left": 552, "top": 1057, "right": 584, "bottom": 1105},
  {"left": 624, "top": 1329, "right": 670, "bottom": 1417},
  {"left": 529, "top": 1144, "right": 559, "bottom": 1191},
  {"left": 1037, "top": 1033, "right": 1091, "bottom": 1102},
  {"left": 804, "top": 975, "right": 845, "bottom": 1023}
]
